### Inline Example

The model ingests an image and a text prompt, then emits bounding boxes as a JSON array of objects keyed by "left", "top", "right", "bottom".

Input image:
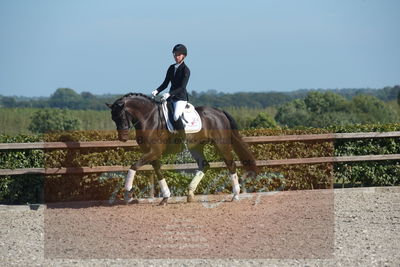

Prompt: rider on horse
[{"left": 151, "top": 44, "right": 190, "bottom": 142}]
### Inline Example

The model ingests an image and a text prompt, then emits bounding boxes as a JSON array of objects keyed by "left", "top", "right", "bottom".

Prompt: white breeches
[{"left": 172, "top": 100, "right": 187, "bottom": 121}]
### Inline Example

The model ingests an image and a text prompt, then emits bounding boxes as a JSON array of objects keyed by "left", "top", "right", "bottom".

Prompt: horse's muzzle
[{"left": 118, "top": 130, "right": 129, "bottom": 142}]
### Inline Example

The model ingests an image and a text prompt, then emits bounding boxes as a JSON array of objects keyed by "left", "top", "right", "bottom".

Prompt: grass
[{"left": 0, "top": 108, "right": 115, "bottom": 135}]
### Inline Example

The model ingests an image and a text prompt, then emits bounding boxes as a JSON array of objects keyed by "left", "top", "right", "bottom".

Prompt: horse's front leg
[
  {"left": 151, "top": 159, "right": 170, "bottom": 206},
  {"left": 123, "top": 149, "right": 161, "bottom": 204}
]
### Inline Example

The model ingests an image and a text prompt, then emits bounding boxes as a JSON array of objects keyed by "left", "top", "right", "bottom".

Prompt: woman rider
[{"left": 151, "top": 44, "right": 190, "bottom": 142}]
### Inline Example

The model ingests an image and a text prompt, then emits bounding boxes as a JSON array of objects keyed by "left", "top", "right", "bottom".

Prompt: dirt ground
[
  {"left": 1, "top": 187, "right": 399, "bottom": 266},
  {"left": 44, "top": 190, "right": 334, "bottom": 259}
]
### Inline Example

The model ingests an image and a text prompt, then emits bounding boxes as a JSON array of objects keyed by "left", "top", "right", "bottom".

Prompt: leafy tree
[
  {"left": 28, "top": 109, "right": 82, "bottom": 133},
  {"left": 304, "top": 91, "right": 348, "bottom": 114},
  {"left": 301, "top": 92, "right": 354, "bottom": 127},
  {"left": 275, "top": 99, "right": 311, "bottom": 128},
  {"left": 81, "top": 91, "right": 95, "bottom": 99},
  {"left": 378, "top": 85, "right": 400, "bottom": 101},
  {"left": 249, "top": 112, "right": 278, "bottom": 129},
  {"left": 49, "top": 88, "right": 83, "bottom": 109},
  {"left": 350, "top": 95, "right": 398, "bottom": 124},
  {"left": 275, "top": 91, "right": 399, "bottom": 128},
  {"left": 80, "top": 91, "right": 105, "bottom": 109}
]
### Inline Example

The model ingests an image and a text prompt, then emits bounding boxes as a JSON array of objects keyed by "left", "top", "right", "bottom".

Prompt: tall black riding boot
[{"left": 173, "top": 116, "right": 186, "bottom": 144}]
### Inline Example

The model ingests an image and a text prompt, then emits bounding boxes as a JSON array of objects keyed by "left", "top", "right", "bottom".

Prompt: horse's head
[
  {"left": 107, "top": 93, "right": 157, "bottom": 142},
  {"left": 106, "top": 100, "right": 131, "bottom": 142}
]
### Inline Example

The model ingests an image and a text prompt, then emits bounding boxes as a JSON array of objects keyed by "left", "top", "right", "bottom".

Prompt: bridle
[
  {"left": 118, "top": 98, "right": 161, "bottom": 131},
  {"left": 119, "top": 107, "right": 137, "bottom": 131}
]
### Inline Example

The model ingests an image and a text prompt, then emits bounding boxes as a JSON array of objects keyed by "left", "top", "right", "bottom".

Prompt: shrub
[{"left": 29, "top": 109, "right": 82, "bottom": 133}]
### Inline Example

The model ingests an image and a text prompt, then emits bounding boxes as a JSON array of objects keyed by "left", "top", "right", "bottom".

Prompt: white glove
[
  {"left": 151, "top": 90, "right": 158, "bottom": 97},
  {"left": 161, "top": 93, "right": 170, "bottom": 101}
]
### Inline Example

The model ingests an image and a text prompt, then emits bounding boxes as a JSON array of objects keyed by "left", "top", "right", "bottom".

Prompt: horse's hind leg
[
  {"left": 151, "top": 159, "right": 170, "bottom": 206},
  {"left": 214, "top": 143, "right": 241, "bottom": 201},
  {"left": 187, "top": 145, "right": 209, "bottom": 202}
]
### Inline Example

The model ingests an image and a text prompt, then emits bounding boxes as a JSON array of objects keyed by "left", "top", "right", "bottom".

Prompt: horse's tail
[{"left": 223, "top": 111, "right": 258, "bottom": 176}]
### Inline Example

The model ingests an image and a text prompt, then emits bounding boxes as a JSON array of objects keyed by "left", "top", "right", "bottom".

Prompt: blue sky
[{"left": 0, "top": 0, "right": 399, "bottom": 97}]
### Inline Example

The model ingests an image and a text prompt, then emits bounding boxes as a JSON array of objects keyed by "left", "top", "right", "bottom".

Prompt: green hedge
[
  {"left": 1, "top": 124, "right": 399, "bottom": 204},
  {"left": 0, "top": 134, "right": 44, "bottom": 204},
  {"left": 330, "top": 124, "right": 400, "bottom": 187}
]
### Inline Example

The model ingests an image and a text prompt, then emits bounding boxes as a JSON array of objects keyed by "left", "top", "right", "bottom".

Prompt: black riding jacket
[{"left": 156, "top": 62, "right": 190, "bottom": 101}]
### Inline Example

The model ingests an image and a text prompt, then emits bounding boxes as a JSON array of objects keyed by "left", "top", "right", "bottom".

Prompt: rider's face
[{"left": 173, "top": 53, "right": 185, "bottom": 64}]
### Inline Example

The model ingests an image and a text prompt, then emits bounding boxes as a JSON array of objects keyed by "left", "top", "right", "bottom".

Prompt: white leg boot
[
  {"left": 158, "top": 178, "right": 171, "bottom": 198},
  {"left": 124, "top": 169, "right": 136, "bottom": 204},
  {"left": 187, "top": 171, "right": 205, "bottom": 202},
  {"left": 230, "top": 173, "right": 240, "bottom": 201},
  {"left": 158, "top": 178, "right": 170, "bottom": 206}
]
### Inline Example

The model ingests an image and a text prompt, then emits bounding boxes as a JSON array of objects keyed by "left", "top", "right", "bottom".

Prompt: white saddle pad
[{"left": 161, "top": 101, "right": 202, "bottom": 134}]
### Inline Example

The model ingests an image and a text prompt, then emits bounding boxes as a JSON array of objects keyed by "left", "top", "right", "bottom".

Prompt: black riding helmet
[{"left": 172, "top": 44, "right": 187, "bottom": 56}]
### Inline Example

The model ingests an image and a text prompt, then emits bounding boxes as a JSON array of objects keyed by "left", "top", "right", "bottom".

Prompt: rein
[{"left": 123, "top": 98, "right": 162, "bottom": 131}]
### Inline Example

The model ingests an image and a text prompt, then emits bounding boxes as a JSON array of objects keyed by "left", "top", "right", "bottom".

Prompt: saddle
[{"left": 161, "top": 101, "right": 202, "bottom": 134}]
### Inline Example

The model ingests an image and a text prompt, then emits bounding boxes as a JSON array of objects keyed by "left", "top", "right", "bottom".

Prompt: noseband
[{"left": 120, "top": 108, "right": 133, "bottom": 130}]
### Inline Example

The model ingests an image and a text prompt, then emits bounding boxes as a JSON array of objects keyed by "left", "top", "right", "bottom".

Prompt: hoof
[
  {"left": 232, "top": 194, "right": 239, "bottom": 202},
  {"left": 108, "top": 192, "right": 117, "bottom": 205},
  {"left": 124, "top": 191, "right": 134, "bottom": 204},
  {"left": 159, "top": 197, "right": 168, "bottom": 206},
  {"left": 187, "top": 190, "right": 195, "bottom": 202}
]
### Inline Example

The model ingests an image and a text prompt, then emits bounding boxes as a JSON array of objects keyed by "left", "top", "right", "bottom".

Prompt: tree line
[{"left": 1, "top": 86, "right": 399, "bottom": 110}]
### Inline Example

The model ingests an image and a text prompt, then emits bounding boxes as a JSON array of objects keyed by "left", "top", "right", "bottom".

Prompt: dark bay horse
[{"left": 107, "top": 93, "right": 257, "bottom": 205}]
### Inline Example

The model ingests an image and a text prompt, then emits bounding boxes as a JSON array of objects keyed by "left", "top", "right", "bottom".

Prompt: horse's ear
[{"left": 105, "top": 103, "right": 112, "bottom": 109}]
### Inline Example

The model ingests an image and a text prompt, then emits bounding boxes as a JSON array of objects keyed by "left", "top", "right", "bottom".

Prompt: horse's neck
[{"left": 125, "top": 97, "right": 159, "bottom": 127}]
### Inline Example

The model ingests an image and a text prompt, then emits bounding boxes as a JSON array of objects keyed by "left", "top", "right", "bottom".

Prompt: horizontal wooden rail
[
  {"left": 0, "top": 131, "right": 399, "bottom": 150},
  {"left": 243, "top": 131, "right": 400, "bottom": 143},
  {"left": 1, "top": 154, "right": 399, "bottom": 176},
  {"left": 0, "top": 140, "right": 137, "bottom": 150},
  {"left": 1, "top": 131, "right": 399, "bottom": 176}
]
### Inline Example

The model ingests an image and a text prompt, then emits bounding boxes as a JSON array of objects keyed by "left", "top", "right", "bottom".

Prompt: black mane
[
  {"left": 124, "top": 92, "right": 156, "bottom": 102},
  {"left": 115, "top": 92, "right": 158, "bottom": 104}
]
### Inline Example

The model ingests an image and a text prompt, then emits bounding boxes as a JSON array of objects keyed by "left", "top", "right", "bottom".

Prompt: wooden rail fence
[{"left": 0, "top": 132, "right": 399, "bottom": 176}]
